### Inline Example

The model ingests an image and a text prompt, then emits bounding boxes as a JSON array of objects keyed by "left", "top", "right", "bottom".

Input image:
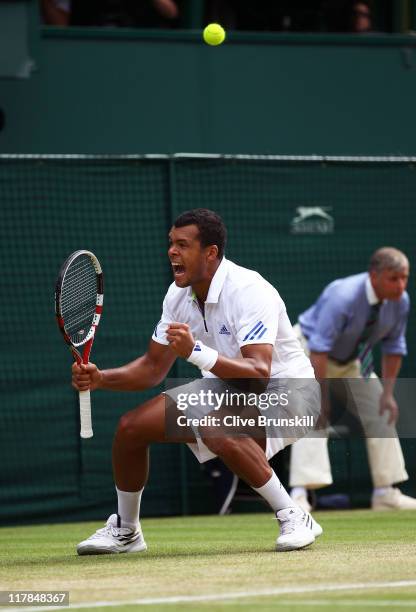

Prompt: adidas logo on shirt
[{"left": 219, "top": 324, "right": 231, "bottom": 336}]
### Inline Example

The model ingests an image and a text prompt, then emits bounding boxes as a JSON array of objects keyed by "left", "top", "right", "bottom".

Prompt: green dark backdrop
[
  {"left": 1, "top": 1, "right": 416, "bottom": 525},
  {"left": 1, "top": 2, "right": 416, "bottom": 155},
  {"left": 0, "top": 155, "right": 415, "bottom": 525}
]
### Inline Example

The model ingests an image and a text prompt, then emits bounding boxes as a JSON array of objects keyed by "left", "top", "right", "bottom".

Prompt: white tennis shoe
[
  {"left": 77, "top": 514, "right": 147, "bottom": 555},
  {"left": 276, "top": 507, "right": 322, "bottom": 551}
]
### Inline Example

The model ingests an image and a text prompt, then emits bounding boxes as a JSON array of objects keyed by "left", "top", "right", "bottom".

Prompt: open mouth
[{"left": 171, "top": 263, "right": 186, "bottom": 278}]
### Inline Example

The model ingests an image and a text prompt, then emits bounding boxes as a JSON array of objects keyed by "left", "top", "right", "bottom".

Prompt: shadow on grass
[{"left": 1, "top": 543, "right": 320, "bottom": 568}]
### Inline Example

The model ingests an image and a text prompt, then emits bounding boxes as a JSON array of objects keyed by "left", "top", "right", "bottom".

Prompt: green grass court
[{"left": 1, "top": 510, "right": 416, "bottom": 611}]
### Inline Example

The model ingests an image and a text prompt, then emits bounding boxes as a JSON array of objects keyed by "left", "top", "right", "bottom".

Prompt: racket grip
[{"left": 79, "top": 389, "right": 93, "bottom": 438}]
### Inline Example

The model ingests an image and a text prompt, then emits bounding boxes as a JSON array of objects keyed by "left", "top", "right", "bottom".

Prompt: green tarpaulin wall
[{"left": 1, "top": 155, "right": 415, "bottom": 525}]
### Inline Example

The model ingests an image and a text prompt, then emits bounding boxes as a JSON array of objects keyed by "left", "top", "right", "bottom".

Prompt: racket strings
[
  {"left": 61, "top": 264, "right": 97, "bottom": 307},
  {"left": 61, "top": 257, "right": 98, "bottom": 344},
  {"left": 64, "top": 262, "right": 95, "bottom": 283},
  {"left": 61, "top": 272, "right": 97, "bottom": 305},
  {"left": 62, "top": 297, "right": 97, "bottom": 341},
  {"left": 62, "top": 277, "right": 96, "bottom": 314},
  {"left": 62, "top": 289, "right": 96, "bottom": 326}
]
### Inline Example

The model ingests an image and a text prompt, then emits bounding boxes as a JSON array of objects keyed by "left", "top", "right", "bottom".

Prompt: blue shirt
[{"left": 299, "top": 272, "right": 409, "bottom": 361}]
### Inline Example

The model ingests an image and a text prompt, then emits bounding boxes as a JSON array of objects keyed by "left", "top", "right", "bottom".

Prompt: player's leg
[
  {"left": 112, "top": 393, "right": 195, "bottom": 491},
  {"left": 77, "top": 393, "right": 195, "bottom": 555},
  {"left": 199, "top": 422, "right": 320, "bottom": 551}
]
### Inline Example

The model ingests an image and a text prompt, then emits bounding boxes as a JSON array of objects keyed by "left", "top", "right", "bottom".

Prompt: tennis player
[{"left": 73, "top": 209, "right": 322, "bottom": 554}]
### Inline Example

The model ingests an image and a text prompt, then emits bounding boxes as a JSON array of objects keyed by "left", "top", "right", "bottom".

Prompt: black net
[{"left": 1, "top": 154, "right": 415, "bottom": 525}]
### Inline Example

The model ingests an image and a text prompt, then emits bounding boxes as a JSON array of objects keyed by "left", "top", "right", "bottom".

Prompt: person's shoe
[
  {"left": 290, "top": 491, "right": 312, "bottom": 513},
  {"left": 371, "top": 488, "right": 416, "bottom": 511},
  {"left": 276, "top": 507, "right": 321, "bottom": 552},
  {"left": 77, "top": 514, "right": 147, "bottom": 555},
  {"left": 310, "top": 513, "right": 323, "bottom": 538}
]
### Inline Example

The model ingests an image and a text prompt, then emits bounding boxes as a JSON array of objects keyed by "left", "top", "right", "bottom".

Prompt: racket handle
[{"left": 79, "top": 389, "right": 93, "bottom": 438}]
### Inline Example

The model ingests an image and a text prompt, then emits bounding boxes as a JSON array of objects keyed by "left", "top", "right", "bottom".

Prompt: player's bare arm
[
  {"left": 211, "top": 343, "right": 272, "bottom": 379},
  {"left": 72, "top": 340, "right": 176, "bottom": 392},
  {"left": 166, "top": 322, "right": 272, "bottom": 379}
]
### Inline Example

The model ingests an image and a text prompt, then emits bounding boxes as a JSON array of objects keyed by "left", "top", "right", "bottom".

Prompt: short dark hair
[{"left": 173, "top": 209, "right": 227, "bottom": 259}]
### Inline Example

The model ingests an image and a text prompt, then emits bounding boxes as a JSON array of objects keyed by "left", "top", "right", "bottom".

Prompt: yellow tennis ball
[{"left": 203, "top": 23, "right": 226, "bottom": 46}]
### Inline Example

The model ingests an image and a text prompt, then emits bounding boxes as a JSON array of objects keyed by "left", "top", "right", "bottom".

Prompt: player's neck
[
  {"left": 192, "top": 283, "right": 209, "bottom": 304},
  {"left": 192, "top": 260, "right": 221, "bottom": 303}
]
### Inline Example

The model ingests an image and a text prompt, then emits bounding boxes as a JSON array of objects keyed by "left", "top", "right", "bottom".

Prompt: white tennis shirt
[{"left": 152, "top": 257, "right": 314, "bottom": 378}]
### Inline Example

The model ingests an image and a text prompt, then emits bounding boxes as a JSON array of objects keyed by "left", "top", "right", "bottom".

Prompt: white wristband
[{"left": 187, "top": 341, "right": 218, "bottom": 372}]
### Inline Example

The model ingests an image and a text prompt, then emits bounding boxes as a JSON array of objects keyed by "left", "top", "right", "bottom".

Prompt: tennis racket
[{"left": 55, "top": 250, "right": 104, "bottom": 438}]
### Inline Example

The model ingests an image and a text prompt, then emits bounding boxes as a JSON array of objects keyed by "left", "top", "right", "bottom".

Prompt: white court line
[
  {"left": 2, "top": 580, "right": 416, "bottom": 611},
  {"left": 276, "top": 600, "right": 416, "bottom": 608}
]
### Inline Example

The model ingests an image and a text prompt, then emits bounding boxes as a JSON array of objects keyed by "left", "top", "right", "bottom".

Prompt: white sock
[
  {"left": 252, "top": 471, "right": 297, "bottom": 513},
  {"left": 373, "top": 486, "right": 391, "bottom": 497},
  {"left": 291, "top": 486, "right": 307, "bottom": 498},
  {"left": 116, "top": 486, "right": 143, "bottom": 529}
]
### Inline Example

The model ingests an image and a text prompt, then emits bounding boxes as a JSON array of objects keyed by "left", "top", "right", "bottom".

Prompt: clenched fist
[
  {"left": 72, "top": 362, "right": 102, "bottom": 392},
  {"left": 166, "top": 323, "right": 195, "bottom": 359}
]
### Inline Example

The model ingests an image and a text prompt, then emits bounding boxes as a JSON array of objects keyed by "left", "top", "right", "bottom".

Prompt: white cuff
[{"left": 187, "top": 341, "right": 218, "bottom": 372}]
